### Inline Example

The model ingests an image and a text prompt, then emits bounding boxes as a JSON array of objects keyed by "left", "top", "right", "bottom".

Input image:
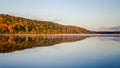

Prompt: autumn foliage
[{"left": 0, "top": 14, "right": 92, "bottom": 34}]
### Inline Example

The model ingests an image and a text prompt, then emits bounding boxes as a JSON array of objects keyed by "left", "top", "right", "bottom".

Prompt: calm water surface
[{"left": 0, "top": 34, "right": 120, "bottom": 68}]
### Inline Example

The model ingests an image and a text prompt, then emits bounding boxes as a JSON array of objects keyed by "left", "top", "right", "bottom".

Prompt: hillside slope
[{"left": 0, "top": 14, "right": 92, "bottom": 34}]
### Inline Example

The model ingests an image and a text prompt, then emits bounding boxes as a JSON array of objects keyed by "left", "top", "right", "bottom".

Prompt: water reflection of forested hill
[{"left": 0, "top": 34, "right": 88, "bottom": 53}]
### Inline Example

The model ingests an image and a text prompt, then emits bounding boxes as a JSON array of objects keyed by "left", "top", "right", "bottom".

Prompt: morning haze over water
[
  {"left": 0, "top": 0, "right": 120, "bottom": 68},
  {"left": 0, "top": 34, "right": 120, "bottom": 68}
]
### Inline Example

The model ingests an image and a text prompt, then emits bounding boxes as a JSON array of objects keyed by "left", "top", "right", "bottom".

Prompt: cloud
[{"left": 52, "top": 18, "right": 63, "bottom": 22}]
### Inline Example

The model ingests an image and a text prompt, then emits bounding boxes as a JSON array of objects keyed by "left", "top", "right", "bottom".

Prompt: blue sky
[{"left": 0, "top": 0, "right": 120, "bottom": 31}]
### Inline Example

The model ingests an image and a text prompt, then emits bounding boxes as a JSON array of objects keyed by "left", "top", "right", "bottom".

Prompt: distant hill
[
  {"left": 109, "top": 26, "right": 120, "bottom": 31},
  {"left": 97, "top": 31, "right": 120, "bottom": 34},
  {"left": 0, "top": 14, "right": 93, "bottom": 34},
  {"left": 98, "top": 26, "right": 120, "bottom": 31},
  {"left": 96, "top": 26, "right": 120, "bottom": 34}
]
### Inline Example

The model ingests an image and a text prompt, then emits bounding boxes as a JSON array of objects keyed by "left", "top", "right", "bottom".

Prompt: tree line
[{"left": 0, "top": 14, "right": 92, "bottom": 34}]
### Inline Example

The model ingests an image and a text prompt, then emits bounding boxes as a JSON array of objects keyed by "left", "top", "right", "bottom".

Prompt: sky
[{"left": 0, "top": 0, "right": 120, "bottom": 31}]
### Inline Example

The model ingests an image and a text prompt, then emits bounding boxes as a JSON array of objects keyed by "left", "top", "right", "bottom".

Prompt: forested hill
[{"left": 0, "top": 14, "right": 93, "bottom": 34}]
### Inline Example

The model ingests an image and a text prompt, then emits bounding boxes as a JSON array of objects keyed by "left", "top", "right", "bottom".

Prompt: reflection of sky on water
[
  {"left": 0, "top": 35, "right": 120, "bottom": 68},
  {"left": 98, "top": 37, "right": 120, "bottom": 42}
]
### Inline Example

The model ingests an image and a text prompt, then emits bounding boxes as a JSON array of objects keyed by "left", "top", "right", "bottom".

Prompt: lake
[{"left": 0, "top": 34, "right": 120, "bottom": 68}]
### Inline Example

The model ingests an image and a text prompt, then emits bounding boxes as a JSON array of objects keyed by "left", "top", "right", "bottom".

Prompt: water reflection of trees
[{"left": 0, "top": 35, "right": 88, "bottom": 53}]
